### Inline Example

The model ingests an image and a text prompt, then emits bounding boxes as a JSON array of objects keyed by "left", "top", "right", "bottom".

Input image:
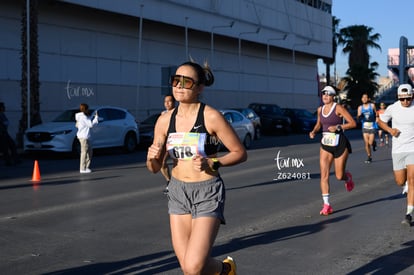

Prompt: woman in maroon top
[{"left": 310, "top": 86, "right": 357, "bottom": 215}]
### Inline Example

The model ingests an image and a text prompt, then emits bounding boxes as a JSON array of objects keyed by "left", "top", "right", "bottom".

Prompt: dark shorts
[
  {"left": 168, "top": 176, "right": 226, "bottom": 224},
  {"left": 362, "top": 128, "right": 377, "bottom": 134},
  {"left": 321, "top": 133, "right": 352, "bottom": 158}
]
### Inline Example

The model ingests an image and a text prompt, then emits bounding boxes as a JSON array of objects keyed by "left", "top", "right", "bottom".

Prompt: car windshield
[
  {"left": 260, "top": 105, "right": 283, "bottom": 115},
  {"left": 239, "top": 109, "right": 254, "bottom": 119},
  {"left": 52, "top": 109, "right": 95, "bottom": 122},
  {"left": 294, "top": 109, "right": 314, "bottom": 118},
  {"left": 141, "top": 114, "right": 160, "bottom": 125},
  {"left": 294, "top": 110, "right": 314, "bottom": 118}
]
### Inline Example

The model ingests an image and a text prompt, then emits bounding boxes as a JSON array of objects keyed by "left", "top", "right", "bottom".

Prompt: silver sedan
[{"left": 220, "top": 109, "right": 255, "bottom": 149}]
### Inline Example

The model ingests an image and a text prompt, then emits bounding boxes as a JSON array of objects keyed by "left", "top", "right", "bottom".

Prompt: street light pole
[
  {"left": 136, "top": 4, "right": 144, "bottom": 119},
  {"left": 185, "top": 17, "right": 189, "bottom": 58},
  {"left": 291, "top": 40, "right": 311, "bottom": 106},
  {"left": 266, "top": 34, "right": 287, "bottom": 90},
  {"left": 238, "top": 27, "right": 260, "bottom": 91},
  {"left": 26, "top": 0, "right": 31, "bottom": 129},
  {"left": 210, "top": 21, "right": 234, "bottom": 65}
]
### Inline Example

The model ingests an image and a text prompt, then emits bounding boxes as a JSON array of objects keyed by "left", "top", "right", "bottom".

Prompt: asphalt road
[{"left": 0, "top": 130, "right": 413, "bottom": 274}]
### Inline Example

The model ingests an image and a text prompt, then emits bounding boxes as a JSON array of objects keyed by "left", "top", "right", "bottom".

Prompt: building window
[{"left": 296, "top": 0, "right": 331, "bottom": 14}]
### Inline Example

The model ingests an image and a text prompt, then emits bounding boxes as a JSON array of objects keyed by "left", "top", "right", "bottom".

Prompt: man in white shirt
[{"left": 378, "top": 84, "right": 414, "bottom": 226}]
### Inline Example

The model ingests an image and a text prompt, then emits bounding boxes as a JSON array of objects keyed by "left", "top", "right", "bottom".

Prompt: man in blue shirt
[{"left": 357, "top": 93, "right": 377, "bottom": 163}]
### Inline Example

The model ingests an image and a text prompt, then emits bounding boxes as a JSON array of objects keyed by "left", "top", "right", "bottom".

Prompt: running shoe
[
  {"left": 345, "top": 171, "right": 354, "bottom": 192},
  {"left": 401, "top": 214, "right": 412, "bottom": 226},
  {"left": 372, "top": 140, "right": 377, "bottom": 151},
  {"left": 319, "top": 204, "right": 333, "bottom": 216},
  {"left": 365, "top": 157, "right": 372, "bottom": 163},
  {"left": 402, "top": 181, "right": 408, "bottom": 195},
  {"left": 223, "top": 256, "right": 237, "bottom": 275},
  {"left": 80, "top": 168, "right": 92, "bottom": 173}
]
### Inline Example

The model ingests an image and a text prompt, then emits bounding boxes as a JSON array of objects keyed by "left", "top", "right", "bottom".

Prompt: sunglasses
[
  {"left": 399, "top": 97, "right": 412, "bottom": 102},
  {"left": 321, "top": 91, "right": 334, "bottom": 96},
  {"left": 170, "top": 75, "right": 198, "bottom": 89}
]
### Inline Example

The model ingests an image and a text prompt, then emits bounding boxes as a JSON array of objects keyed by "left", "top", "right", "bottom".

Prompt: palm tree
[
  {"left": 17, "top": 0, "right": 41, "bottom": 147},
  {"left": 322, "top": 16, "right": 340, "bottom": 86},
  {"left": 342, "top": 62, "right": 380, "bottom": 109},
  {"left": 338, "top": 25, "right": 381, "bottom": 108}
]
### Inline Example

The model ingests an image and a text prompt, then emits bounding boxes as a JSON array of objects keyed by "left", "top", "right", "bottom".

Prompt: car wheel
[
  {"left": 124, "top": 132, "right": 137, "bottom": 153},
  {"left": 255, "top": 127, "right": 261, "bottom": 140},
  {"left": 284, "top": 125, "right": 293, "bottom": 135},
  {"left": 243, "top": 133, "right": 252, "bottom": 149},
  {"left": 72, "top": 138, "right": 81, "bottom": 156}
]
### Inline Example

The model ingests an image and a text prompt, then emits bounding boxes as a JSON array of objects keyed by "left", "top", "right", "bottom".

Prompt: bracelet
[{"left": 210, "top": 158, "right": 221, "bottom": 171}]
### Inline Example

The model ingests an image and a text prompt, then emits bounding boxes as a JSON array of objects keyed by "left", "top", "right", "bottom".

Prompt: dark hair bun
[
  {"left": 179, "top": 61, "right": 215, "bottom": 87},
  {"left": 203, "top": 66, "right": 214, "bottom": 87}
]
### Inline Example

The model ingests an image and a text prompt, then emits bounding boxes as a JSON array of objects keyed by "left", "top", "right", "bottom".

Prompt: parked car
[
  {"left": 248, "top": 103, "right": 292, "bottom": 134},
  {"left": 230, "top": 107, "right": 262, "bottom": 140},
  {"left": 220, "top": 109, "right": 254, "bottom": 149},
  {"left": 24, "top": 106, "right": 139, "bottom": 154},
  {"left": 282, "top": 108, "right": 317, "bottom": 133},
  {"left": 139, "top": 113, "right": 161, "bottom": 145}
]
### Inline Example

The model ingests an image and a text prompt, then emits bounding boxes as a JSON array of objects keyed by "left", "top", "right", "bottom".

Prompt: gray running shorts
[
  {"left": 168, "top": 176, "right": 226, "bottom": 224},
  {"left": 392, "top": 152, "right": 414, "bottom": 171},
  {"left": 362, "top": 128, "right": 377, "bottom": 134}
]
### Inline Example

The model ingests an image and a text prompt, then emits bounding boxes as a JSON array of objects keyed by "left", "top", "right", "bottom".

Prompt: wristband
[{"left": 210, "top": 158, "right": 221, "bottom": 171}]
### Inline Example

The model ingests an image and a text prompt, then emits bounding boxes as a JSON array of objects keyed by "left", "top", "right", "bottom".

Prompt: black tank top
[{"left": 167, "top": 103, "right": 220, "bottom": 157}]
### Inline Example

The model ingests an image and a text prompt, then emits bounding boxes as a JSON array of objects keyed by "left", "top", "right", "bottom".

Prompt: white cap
[
  {"left": 321, "top": 86, "right": 336, "bottom": 95},
  {"left": 397, "top": 84, "right": 413, "bottom": 97}
]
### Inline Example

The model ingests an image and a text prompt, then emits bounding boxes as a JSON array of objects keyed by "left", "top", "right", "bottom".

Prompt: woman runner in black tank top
[
  {"left": 146, "top": 61, "right": 246, "bottom": 275},
  {"left": 167, "top": 102, "right": 220, "bottom": 157}
]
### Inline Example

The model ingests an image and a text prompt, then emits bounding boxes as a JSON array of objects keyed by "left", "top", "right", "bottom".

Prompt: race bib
[
  {"left": 166, "top": 132, "right": 207, "bottom": 160},
  {"left": 363, "top": 122, "right": 373, "bottom": 129},
  {"left": 321, "top": 132, "right": 340, "bottom": 146}
]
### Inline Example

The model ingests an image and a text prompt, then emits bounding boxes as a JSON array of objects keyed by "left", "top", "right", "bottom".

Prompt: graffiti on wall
[{"left": 65, "top": 80, "right": 94, "bottom": 99}]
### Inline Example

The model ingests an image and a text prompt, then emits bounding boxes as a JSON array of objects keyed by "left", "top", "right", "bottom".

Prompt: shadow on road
[
  {"left": 334, "top": 193, "right": 404, "bottom": 214},
  {"left": 227, "top": 172, "right": 321, "bottom": 191},
  {"left": 212, "top": 215, "right": 350, "bottom": 258},
  {"left": 42, "top": 250, "right": 180, "bottom": 275},
  {"left": 347, "top": 240, "right": 414, "bottom": 274},
  {"left": 42, "top": 216, "right": 350, "bottom": 274}
]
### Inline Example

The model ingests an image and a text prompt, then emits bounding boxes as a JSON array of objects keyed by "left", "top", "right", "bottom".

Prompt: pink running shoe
[
  {"left": 320, "top": 204, "right": 333, "bottom": 216},
  {"left": 345, "top": 171, "right": 354, "bottom": 192}
]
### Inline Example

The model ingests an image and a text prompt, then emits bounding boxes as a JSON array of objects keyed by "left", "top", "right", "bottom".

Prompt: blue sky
[{"left": 320, "top": 0, "right": 412, "bottom": 78}]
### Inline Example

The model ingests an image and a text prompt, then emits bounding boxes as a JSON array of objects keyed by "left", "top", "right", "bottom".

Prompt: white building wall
[{"left": 0, "top": 0, "right": 332, "bottom": 140}]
